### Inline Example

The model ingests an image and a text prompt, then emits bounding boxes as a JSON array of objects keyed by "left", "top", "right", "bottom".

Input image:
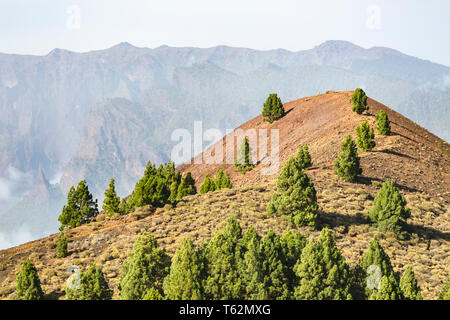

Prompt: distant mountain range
[{"left": 0, "top": 40, "right": 449, "bottom": 248}]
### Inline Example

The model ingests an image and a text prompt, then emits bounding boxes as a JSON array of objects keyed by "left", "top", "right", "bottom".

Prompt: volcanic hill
[{"left": 0, "top": 91, "right": 448, "bottom": 300}]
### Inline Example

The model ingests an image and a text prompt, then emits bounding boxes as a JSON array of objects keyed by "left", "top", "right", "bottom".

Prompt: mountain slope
[
  {"left": 1, "top": 41, "right": 450, "bottom": 247},
  {"left": 178, "top": 91, "right": 450, "bottom": 198},
  {"left": 0, "top": 92, "right": 448, "bottom": 300}
]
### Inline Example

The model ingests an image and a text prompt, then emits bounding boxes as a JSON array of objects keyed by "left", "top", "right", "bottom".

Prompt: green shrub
[
  {"left": 439, "top": 279, "right": 450, "bottom": 300},
  {"left": 15, "top": 259, "right": 44, "bottom": 300},
  {"left": 296, "top": 145, "right": 313, "bottom": 169},
  {"left": 56, "top": 232, "right": 69, "bottom": 258}
]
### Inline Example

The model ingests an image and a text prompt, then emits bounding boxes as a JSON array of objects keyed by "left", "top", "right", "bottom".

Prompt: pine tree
[
  {"left": 351, "top": 88, "right": 368, "bottom": 114},
  {"left": 119, "top": 233, "right": 171, "bottom": 300},
  {"left": 176, "top": 179, "right": 189, "bottom": 200},
  {"left": 280, "top": 229, "right": 307, "bottom": 292},
  {"left": 168, "top": 180, "right": 179, "bottom": 203},
  {"left": 212, "top": 169, "right": 232, "bottom": 190},
  {"left": 58, "top": 180, "right": 98, "bottom": 230},
  {"left": 359, "top": 236, "right": 400, "bottom": 299},
  {"left": 221, "top": 171, "right": 232, "bottom": 188},
  {"left": 399, "top": 265, "right": 422, "bottom": 300},
  {"left": 143, "top": 287, "right": 164, "bottom": 300},
  {"left": 260, "top": 229, "right": 289, "bottom": 299},
  {"left": 267, "top": 157, "right": 318, "bottom": 228},
  {"left": 355, "top": 121, "right": 376, "bottom": 152},
  {"left": 56, "top": 231, "right": 69, "bottom": 258},
  {"left": 163, "top": 238, "right": 205, "bottom": 300},
  {"left": 103, "top": 178, "right": 120, "bottom": 216},
  {"left": 176, "top": 172, "right": 197, "bottom": 199},
  {"left": 438, "top": 279, "right": 450, "bottom": 300},
  {"left": 334, "top": 135, "right": 362, "bottom": 182},
  {"left": 204, "top": 218, "right": 244, "bottom": 299},
  {"left": 184, "top": 172, "right": 197, "bottom": 194},
  {"left": 15, "top": 259, "right": 44, "bottom": 300},
  {"left": 119, "top": 198, "right": 131, "bottom": 215},
  {"left": 369, "top": 273, "right": 403, "bottom": 300},
  {"left": 375, "top": 110, "right": 391, "bottom": 136},
  {"left": 128, "top": 161, "right": 179, "bottom": 209},
  {"left": 235, "top": 137, "right": 254, "bottom": 173},
  {"left": 369, "top": 179, "right": 410, "bottom": 233},
  {"left": 239, "top": 227, "right": 266, "bottom": 299},
  {"left": 294, "top": 228, "right": 352, "bottom": 300},
  {"left": 296, "top": 145, "right": 313, "bottom": 169},
  {"left": 214, "top": 169, "right": 226, "bottom": 190},
  {"left": 199, "top": 174, "right": 216, "bottom": 194},
  {"left": 66, "top": 265, "right": 113, "bottom": 300},
  {"left": 168, "top": 172, "right": 181, "bottom": 202},
  {"left": 262, "top": 93, "right": 285, "bottom": 123}
]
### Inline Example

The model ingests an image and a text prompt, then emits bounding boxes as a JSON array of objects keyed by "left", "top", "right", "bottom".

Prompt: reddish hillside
[{"left": 178, "top": 91, "right": 450, "bottom": 200}]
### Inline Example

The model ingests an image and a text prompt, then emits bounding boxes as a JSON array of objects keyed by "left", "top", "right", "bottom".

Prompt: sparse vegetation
[{"left": 56, "top": 232, "right": 69, "bottom": 258}]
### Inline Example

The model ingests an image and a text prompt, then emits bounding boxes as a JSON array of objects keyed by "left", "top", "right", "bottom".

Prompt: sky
[{"left": 0, "top": 0, "right": 449, "bottom": 66}]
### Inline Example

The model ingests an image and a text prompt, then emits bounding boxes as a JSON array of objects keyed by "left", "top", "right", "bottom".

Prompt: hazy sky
[{"left": 1, "top": 0, "right": 449, "bottom": 66}]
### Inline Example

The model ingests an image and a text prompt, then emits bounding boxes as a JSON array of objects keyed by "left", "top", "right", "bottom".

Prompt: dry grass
[{"left": 0, "top": 174, "right": 448, "bottom": 300}]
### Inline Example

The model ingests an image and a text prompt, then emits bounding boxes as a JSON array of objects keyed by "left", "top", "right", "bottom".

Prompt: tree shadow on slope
[
  {"left": 406, "top": 223, "right": 450, "bottom": 242},
  {"left": 318, "top": 210, "right": 369, "bottom": 230},
  {"left": 372, "top": 149, "right": 418, "bottom": 161},
  {"left": 356, "top": 176, "right": 421, "bottom": 193}
]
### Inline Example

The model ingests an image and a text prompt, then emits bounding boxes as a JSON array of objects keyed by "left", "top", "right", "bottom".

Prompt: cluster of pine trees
[
  {"left": 200, "top": 169, "right": 232, "bottom": 194},
  {"left": 58, "top": 161, "right": 197, "bottom": 229},
  {"left": 20, "top": 218, "right": 446, "bottom": 300},
  {"left": 125, "top": 162, "right": 196, "bottom": 211}
]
